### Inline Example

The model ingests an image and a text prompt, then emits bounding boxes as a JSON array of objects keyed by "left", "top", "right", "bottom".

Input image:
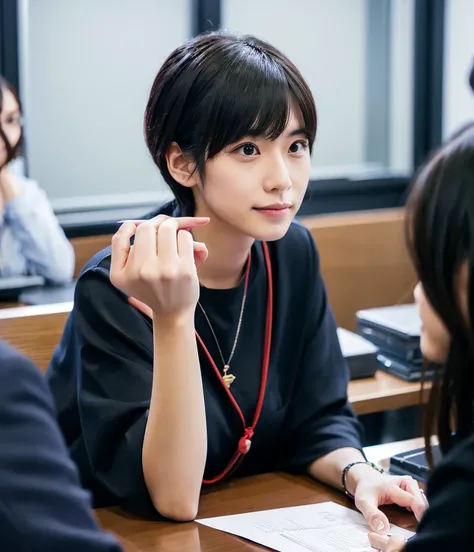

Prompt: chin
[
  {"left": 420, "top": 334, "right": 449, "bottom": 365},
  {"left": 248, "top": 221, "right": 293, "bottom": 242},
  {"left": 241, "top": 209, "right": 295, "bottom": 241}
]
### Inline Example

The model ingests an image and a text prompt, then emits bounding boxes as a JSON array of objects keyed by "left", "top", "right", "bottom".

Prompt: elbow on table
[{"left": 151, "top": 492, "right": 199, "bottom": 522}]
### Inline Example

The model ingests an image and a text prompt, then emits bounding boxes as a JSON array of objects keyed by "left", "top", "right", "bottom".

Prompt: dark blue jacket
[{"left": 0, "top": 341, "right": 122, "bottom": 551}]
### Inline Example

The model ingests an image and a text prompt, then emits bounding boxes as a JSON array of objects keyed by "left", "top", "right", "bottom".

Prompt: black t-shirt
[
  {"left": 405, "top": 434, "right": 474, "bottom": 550},
  {"left": 46, "top": 202, "right": 363, "bottom": 519}
]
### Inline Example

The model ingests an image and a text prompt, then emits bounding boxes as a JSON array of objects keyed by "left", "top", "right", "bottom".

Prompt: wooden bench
[
  {"left": 0, "top": 303, "right": 72, "bottom": 372},
  {"left": 301, "top": 208, "right": 416, "bottom": 330},
  {"left": 70, "top": 235, "right": 112, "bottom": 279}
]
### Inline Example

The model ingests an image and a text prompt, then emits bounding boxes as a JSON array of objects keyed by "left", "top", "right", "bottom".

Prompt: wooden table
[
  {"left": 349, "top": 371, "right": 430, "bottom": 415},
  {"left": 97, "top": 471, "right": 417, "bottom": 551}
]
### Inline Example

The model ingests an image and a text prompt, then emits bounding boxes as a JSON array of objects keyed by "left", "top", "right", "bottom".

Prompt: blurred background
[{"left": 1, "top": 0, "right": 472, "bottom": 226}]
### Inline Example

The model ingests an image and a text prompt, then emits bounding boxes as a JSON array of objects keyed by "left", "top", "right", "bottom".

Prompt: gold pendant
[{"left": 223, "top": 365, "right": 236, "bottom": 388}]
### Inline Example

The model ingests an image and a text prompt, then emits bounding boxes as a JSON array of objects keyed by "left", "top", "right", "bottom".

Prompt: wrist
[
  {"left": 343, "top": 461, "right": 384, "bottom": 498},
  {"left": 152, "top": 309, "right": 195, "bottom": 332}
]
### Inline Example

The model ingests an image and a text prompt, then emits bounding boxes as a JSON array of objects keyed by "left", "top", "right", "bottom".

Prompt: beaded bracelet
[{"left": 341, "top": 461, "right": 384, "bottom": 500}]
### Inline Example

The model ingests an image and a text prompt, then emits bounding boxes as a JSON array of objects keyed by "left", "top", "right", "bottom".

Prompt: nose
[{"left": 262, "top": 155, "right": 292, "bottom": 193}]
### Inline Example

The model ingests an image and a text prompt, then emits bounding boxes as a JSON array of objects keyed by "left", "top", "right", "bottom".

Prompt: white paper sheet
[{"left": 196, "top": 501, "right": 414, "bottom": 552}]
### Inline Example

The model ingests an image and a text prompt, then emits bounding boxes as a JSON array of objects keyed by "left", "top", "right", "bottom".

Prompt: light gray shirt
[{"left": 0, "top": 163, "right": 74, "bottom": 284}]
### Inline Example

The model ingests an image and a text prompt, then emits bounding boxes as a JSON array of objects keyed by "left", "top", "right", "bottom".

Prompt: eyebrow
[
  {"left": 287, "top": 127, "right": 308, "bottom": 138},
  {"left": 2, "top": 108, "right": 20, "bottom": 117}
]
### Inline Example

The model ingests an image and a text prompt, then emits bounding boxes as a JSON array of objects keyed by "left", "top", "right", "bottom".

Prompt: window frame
[{"left": 0, "top": 0, "right": 446, "bottom": 236}]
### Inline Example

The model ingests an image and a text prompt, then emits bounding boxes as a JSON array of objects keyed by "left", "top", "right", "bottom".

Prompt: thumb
[
  {"left": 193, "top": 241, "right": 208, "bottom": 267},
  {"left": 356, "top": 498, "right": 390, "bottom": 534},
  {"left": 369, "top": 532, "right": 407, "bottom": 552}
]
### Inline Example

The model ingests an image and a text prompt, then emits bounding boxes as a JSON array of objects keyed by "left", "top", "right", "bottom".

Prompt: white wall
[
  {"left": 223, "top": 0, "right": 367, "bottom": 169},
  {"left": 18, "top": 0, "right": 190, "bottom": 206},
  {"left": 443, "top": 0, "right": 474, "bottom": 139},
  {"left": 389, "top": 0, "right": 414, "bottom": 173}
]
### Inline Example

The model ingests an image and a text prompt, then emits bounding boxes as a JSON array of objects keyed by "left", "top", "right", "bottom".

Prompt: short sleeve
[
  {"left": 69, "top": 261, "right": 161, "bottom": 519},
  {"left": 275, "top": 230, "right": 363, "bottom": 471}
]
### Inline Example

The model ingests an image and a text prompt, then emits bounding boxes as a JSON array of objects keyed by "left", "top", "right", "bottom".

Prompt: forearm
[
  {"left": 308, "top": 447, "right": 369, "bottom": 494},
  {"left": 2, "top": 176, "right": 74, "bottom": 282},
  {"left": 0, "top": 168, "right": 21, "bottom": 203},
  {"left": 142, "top": 312, "right": 206, "bottom": 521}
]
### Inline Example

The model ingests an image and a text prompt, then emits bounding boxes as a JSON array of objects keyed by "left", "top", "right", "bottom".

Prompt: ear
[{"left": 165, "top": 142, "right": 200, "bottom": 188}]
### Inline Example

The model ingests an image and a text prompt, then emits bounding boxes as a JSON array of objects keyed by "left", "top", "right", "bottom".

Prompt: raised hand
[{"left": 110, "top": 215, "right": 209, "bottom": 319}]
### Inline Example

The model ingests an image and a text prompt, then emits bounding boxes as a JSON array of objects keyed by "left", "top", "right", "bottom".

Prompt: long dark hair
[
  {"left": 0, "top": 74, "right": 22, "bottom": 170},
  {"left": 406, "top": 126, "right": 474, "bottom": 466},
  {"left": 144, "top": 31, "right": 317, "bottom": 215}
]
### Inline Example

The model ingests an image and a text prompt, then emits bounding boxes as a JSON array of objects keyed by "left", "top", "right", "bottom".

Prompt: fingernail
[{"left": 373, "top": 520, "right": 385, "bottom": 532}]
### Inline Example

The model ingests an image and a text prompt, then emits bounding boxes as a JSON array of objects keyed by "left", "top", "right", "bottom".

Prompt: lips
[{"left": 254, "top": 204, "right": 292, "bottom": 210}]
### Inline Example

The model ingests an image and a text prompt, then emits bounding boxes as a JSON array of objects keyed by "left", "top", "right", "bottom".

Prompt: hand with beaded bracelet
[{"left": 339, "top": 459, "right": 428, "bottom": 535}]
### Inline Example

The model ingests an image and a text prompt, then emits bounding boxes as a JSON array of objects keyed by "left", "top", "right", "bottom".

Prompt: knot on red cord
[{"left": 238, "top": 428, "right": 254, "bottom": 454}]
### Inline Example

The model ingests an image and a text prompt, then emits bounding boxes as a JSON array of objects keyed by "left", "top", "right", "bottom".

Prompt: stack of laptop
[{"left": 355, "top": 304, "right": 434, "bottom": 381}]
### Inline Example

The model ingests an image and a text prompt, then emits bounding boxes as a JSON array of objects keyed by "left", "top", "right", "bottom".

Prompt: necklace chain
[{"left": 197, "top": 257, "right": 249, "bottom": 387}]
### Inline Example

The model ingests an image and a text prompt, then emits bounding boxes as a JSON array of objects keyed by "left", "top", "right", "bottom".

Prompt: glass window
[
  {"left": 18, "top": 0, "right": 191, "bottom": 208},
  {"left": 223, "top": 0, "right": 415, "bottom": 176}
]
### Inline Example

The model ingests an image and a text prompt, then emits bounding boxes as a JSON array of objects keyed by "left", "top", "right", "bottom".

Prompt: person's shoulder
[
  {"left": 0, "top": 341, "right": 43, "bottom": 397},
  {"left": 79, "top": 246, "right": 112, "bottom": 278},
  {"left": 0, "top": 340, "right": 36, "bottom": 373},
  {"left": 73, "top": 247, "right": 117, "bottom": 311}
]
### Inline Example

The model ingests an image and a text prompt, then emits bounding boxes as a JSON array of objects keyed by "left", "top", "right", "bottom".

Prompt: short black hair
[
  {"left": 0, "top": 74, "right": 22, "bottom": 169},
  {"left": 144, "top": 31, "right": 317, "bottom": 215}
]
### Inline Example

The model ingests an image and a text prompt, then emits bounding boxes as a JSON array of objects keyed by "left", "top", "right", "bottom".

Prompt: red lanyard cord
[{"left": 195, "top": 242, "right": 273, "bottom": 485}]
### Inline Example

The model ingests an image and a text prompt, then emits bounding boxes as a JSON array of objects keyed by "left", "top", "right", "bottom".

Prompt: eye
[
  {"left": 289, "top": 140, "right": 309, "bottom": 154},
  {"left": 236, "top": 143, "right": 260, "bottom": 156},
  {"left": 4, "top": 115, "right": 21, "bottom": 126}
]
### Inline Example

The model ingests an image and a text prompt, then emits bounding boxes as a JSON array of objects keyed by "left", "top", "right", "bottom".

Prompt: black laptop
[
  {"left": 0, "top": 275, "right": 45, "bottom": 302},
  {"left": 390, "top": 445, "right": 442, "bottom": 482},
  {"left": 356, "top": 304, "right": 422, "bottom": 364},
  {"left": 337, "top": 328, "right": 379, "bottom": 380},
  {"left": 19, "top": 280, "right": 76, "bottom": 305}
]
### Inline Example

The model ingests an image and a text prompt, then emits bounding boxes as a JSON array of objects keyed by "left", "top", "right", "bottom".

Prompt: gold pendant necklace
[
  {"left": 222, "top": 365, "right": 236, "bottom": 388},
  {"left": 197, "top": 256, "right": 250, "bottom": 388}
]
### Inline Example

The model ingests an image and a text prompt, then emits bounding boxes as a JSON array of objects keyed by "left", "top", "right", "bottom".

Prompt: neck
[{"left": 193, "top": 208, "right": 254, "bottom": 290}]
